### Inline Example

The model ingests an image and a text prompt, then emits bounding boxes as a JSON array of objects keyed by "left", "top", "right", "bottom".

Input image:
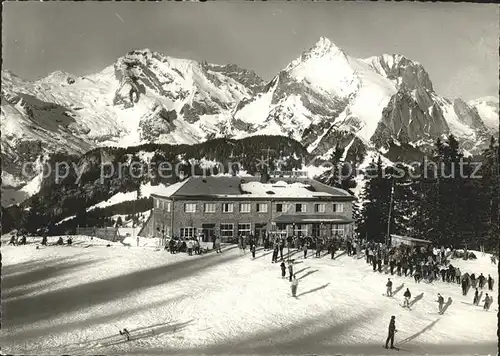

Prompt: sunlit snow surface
[{"left": 1, "top": 235, "right": 497, "bottom": 355}]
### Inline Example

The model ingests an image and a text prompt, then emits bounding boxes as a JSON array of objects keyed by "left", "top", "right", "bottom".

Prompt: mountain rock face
[
  {"left": 1, "top": 38, "right": 498, "bottom": 206},
  {"left": 468, "top": 96, "right": 499, "bottom": 132}
]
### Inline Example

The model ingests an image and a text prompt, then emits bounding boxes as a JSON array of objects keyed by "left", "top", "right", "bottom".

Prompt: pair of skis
[
  {"left": 118, "top": 328, "right": 155, "bottom": 342},
  {"left": 383, "top": 346, "right": 401, "bottom": 351}
]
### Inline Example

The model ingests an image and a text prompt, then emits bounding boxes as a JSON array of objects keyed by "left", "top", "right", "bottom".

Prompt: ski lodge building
[{"left": 139, "top": 175, "right": 355, "bottom": 243}]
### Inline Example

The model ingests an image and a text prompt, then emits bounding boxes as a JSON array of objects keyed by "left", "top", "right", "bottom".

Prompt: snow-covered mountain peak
[
  {"left": 283, "top": 37, "right": 357, "bottom": 99},
  {"left": 309, "top": 37, "right": 345, "bottom": 57},
  {"left": 362, "top": 53, "right": 433, "bottom": 91},
  {"left": 286, "top": 37, "right": 349, "bottom": 70},
  {"left": 39, "top": 70, "right": 76, "bottom": 84},
  {"left": 468, "top": 96, "right": 499, "bottom": 132}
]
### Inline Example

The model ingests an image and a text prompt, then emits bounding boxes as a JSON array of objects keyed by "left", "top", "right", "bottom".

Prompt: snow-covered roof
[
  {"left": 151, "top": 175, "right": 354, "bottom": 200},
  {"left": 240, "top": 181, "right": 331, "bottom": 198}
]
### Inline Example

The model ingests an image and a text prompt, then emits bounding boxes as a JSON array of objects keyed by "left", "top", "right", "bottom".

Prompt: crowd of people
[
  {"left": 8, "top": 228, "right": 74, "bottom": 247},
  {"left": 6, "top": 226, "right": 496, "bottom": 350}
]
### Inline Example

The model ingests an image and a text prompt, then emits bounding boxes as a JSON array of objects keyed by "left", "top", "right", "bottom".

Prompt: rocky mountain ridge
[{"left": 1, "top": 37, "right": 498, "bottom": 206}]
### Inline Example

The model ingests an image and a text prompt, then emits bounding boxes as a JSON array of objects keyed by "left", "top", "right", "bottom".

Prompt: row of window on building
[
  {"left": 155, "top": 222, "right": 346, "bottom": 240},
  {"left": 154, "top": 201, "right": 344, "bottom": 214}
]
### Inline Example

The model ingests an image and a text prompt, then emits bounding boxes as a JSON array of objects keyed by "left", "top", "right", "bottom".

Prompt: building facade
[{"left": 139, "top": 175, "right": 355, "bottom": 242}]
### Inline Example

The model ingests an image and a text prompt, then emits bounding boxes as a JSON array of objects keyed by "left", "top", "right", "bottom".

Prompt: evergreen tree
[
  {"left": 477, "top": 137, "right": 499, "bottom": 252},
  {"left": 356, "top": 156, "right": 392, "bottom": 242},
  {"left": 317, "top": 143, "right": 356, "bottom": 191}
]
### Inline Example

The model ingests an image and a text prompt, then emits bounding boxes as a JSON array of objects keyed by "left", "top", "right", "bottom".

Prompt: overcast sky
[{"left": 2, "top": 2, "right": 498, "bottom": 101}]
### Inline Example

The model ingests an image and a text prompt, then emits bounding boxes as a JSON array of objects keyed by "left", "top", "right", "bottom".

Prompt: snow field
[{"left": 1, "top": 235, "right": 497, "bottom": 355}]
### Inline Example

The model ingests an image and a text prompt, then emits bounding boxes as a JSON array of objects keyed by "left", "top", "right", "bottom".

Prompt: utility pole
[
  {"left": 133, "top": 184, "right": 140, "bottom": 243},
  {"left": 386, "top": 178, "right": 395, "bottom": 247}
]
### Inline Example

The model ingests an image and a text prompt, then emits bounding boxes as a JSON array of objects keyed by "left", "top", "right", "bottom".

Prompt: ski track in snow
[{"left": 1, "top": 236, "right": 497, "bottom": 356}]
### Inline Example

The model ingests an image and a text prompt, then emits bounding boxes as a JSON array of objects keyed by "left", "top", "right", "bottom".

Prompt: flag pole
[{"left": 386, "top": 178, "right": 395, "bottom": 247}]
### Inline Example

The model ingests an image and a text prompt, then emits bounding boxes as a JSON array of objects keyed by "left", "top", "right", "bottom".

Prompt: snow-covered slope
[{"left": 1, "top": 240, "right": 497, "bottom": 355}]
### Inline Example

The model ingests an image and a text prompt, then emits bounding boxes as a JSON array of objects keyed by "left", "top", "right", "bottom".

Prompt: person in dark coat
[
  {"left": 386, "top": 278, "right": 393, "bottom": 297},
  {"left": 331, "top": 241, "right": 337, "bottom": 259},
  {"left": 279, "top": 238, "right": 285, "bottom": 260},
  {"left": 271, "top": 243, "right": 279, "bottom": 263},
  {"left": 487, "top": 275, "right": 494, "bottom": 291},
  {"left": 478, "top": 273, "right": 486, "bottom": 289},
  {"left": 288, "top": 261, "right": 294, "bottom": 282},
  {"left": 291, "top": 275, "right": 299, "bottom": 297},
  {"left": 303, "top": 243, "right": 308, "bottom": 259},
  {"left": 483, "top": 293, "right": 492, "bottom": 310},
  {"left": 8, "top": 235, "right": 17, "bottom": 245},
  {"left": 470, "top": 273, "right": 477, "bottom": 288},
  {"left": 280, "top": 261, "right": 286, "bottom": 279},
  {"left": 385, "top": 316, "right": 397, "bottom": 349},
  {"left": 440, "top": 268, "right": 446, "bottom": 282},
  {"left": 473, "top": 288, "right": 479, "bottom": 306},
  {"left": 414, "top": 269, "right": 421, "bottom": 283},
  {"left": 389, "top": 258, "right": 395, "bottom": 275},
  {"left": 251, "top": 244, "right": 256, "bottom": 259},
  {"left": 403, "top": 288, "right": 411, "bottom": 308},
  {"left": 436, "top": 293, "right": 445, "bottom": 314},
  {"left": 408, "top": 262, "right": 414, "bottom": 277},
  {"left": 461, "top": 277, "right": 468, "bottom": 295}
]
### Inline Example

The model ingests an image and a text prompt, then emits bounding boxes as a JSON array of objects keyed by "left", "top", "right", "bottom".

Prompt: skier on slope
[
  {"left": 473, "top": 288, "right": 479, "bottom": 306},
  {"left": 8, "top": 234, "right": 17, "bottom": 245},
  {"left": 455, "top": 267, "right": 461, "bottom": 284},
  {"left": 331, "top": 240, "right": 337, "bottom": 259},
  {"left": 414, "top": 268, "right": 422, "bottom": 283},
  {"left": 385, "top": 316, "right": 397, "bottom": 349},
  {"left": 119, "top": 328, "right": 131, "bottom": 341},
  {"left": 280, "top": 261, "right": 286, "bottom": 279},
  {"left": 288, "top": 261, "right": 294, "bottom": 282},
  {"left": 436, "top": 293, "right": 445, "bottom": 314},
  {"left": 403, "top": 288, "right": 411, "bottom": 308},
  {"left": 290, "top": 275, "right": 299, "bottom": 297},
  {"left": 483, "top": 294, "right": 492, "bottom": 311},
  {"left": 487, "top": 274, "right": 494, "bottom": 291},
  {"left": 271, "top": 242, "right": 279, "bottom": 263},
  {"left": 461, "top": 276, "right": 469, "bottom": 295},
  {"left": 386, "top": 278, "right": 393, "bottom": 297},
  {"left": 478, "top": 273, "right": 486, "bottom": 289}
]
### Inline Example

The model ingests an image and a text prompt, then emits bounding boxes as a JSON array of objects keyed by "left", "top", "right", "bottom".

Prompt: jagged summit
[
  {"left": 286, "top": 37, "right": 349, "bottom": 71},
  {"left": 362, "top": 53, "right": 433, "bottom": 91},
  {"left": 309, "top": 37, "right": 346, "bottom": 57}
]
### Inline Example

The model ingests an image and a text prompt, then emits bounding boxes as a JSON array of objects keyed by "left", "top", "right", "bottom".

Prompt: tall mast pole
[{"left": 386, "top": 178, "right": 395, "bottom": 247}]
